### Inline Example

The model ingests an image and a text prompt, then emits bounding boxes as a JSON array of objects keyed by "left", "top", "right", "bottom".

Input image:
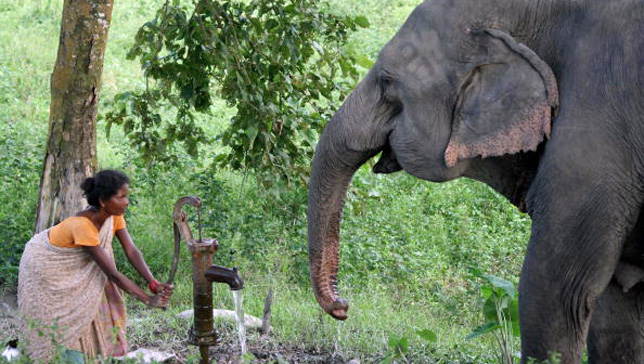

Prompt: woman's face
[{"left": 103, "top": 184, "right": 130, "bottom": 216}]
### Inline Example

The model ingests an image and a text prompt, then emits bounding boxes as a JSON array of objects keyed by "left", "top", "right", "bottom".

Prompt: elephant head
[{"left": 308, "top": 0, "right": 558, "bottom": 320}]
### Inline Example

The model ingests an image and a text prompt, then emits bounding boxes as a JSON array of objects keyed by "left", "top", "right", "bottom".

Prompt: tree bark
[{"left": 34, "top": 0, "right": 114, "bottom": 232}]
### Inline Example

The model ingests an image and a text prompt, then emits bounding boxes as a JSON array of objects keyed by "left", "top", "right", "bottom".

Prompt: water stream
[
  {"left": 232, "top": 290, "right": 247, "bottom": 355},
  {"left": 333, "top": 321, "right": 345, "bottom": 357}
]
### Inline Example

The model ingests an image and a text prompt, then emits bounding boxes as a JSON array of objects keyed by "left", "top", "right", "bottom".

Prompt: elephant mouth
[
  {"left": 511, "top": 183, "right": 528, "bottom": 213},
  {"left": 372, "top": 144, "right": 402, "bottom": 174},
  {"left": 509, "top": 158, "right": 541, "bottom": 214}
]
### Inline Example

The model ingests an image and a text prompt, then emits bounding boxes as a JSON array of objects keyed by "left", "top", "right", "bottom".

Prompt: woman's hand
[
  {"left": 148, "top": 293, "right": 171, "bottom": 308},
  {"left": 158, "top": 283, "right": 175, "bottom": 296},
  {"left": 147, "top": 283, "right": 174, "bottom": 308}
]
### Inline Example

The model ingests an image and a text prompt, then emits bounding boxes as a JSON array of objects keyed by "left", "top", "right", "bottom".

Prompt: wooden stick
[{"left": 261, "top": 288, "right": 273, "bottom": 336}]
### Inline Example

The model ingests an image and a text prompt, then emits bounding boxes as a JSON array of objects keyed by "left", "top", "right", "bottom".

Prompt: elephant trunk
[
  {"left": 308, "top": 69, "right": 394, "bottom": 320},
  {"left": 307, "top": 135, "right": 357, "bottom": 320}
]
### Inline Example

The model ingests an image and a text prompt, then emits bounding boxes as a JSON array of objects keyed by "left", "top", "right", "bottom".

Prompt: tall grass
[{"left": 0, "top": 0, "right": 531, "bottom": 362}]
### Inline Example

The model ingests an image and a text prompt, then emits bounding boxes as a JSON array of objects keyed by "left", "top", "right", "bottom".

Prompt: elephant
[{"left": 306, "top": 0, "right": 644, "bottom": 363}]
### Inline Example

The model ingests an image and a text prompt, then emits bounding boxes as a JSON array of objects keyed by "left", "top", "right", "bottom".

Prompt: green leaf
[
  {"left": 417, "top": 329, "right": 438, "bottom": 343},
  {"left": 482, "top": 274, "right": 516, "bottom": 299},
  {"left": 481, "top": 285, "right": 493, "bottom": 300},
  {"left": 510, "top": 297, "right": 519, "bottom": 322},
  {"left": 354, "top": 54, "right": 374, "bottom": 69},
  {"left": 512, "top": 319, "right": 521, "bottom": 338},
  {"left": 467, "top": 322, "right": 501, "bottom": 340},
  {"left": 180, "top": 84, "right": 194, "bottom": 101},
  {"left": 510, "top": 298, "right": 521, "bottom": 337},
  {"left": 311, "top": 41, "right": 324, "bottom": 55},
  {"left": 241, "top": 351, "right": 256, "bottom": 364},
  {"left": 398, "top": 337, "right": 409, "bottom": 353},
  {"left": 483, "top": 297, "right": 498, "bottom": 321},
  {"left": 388, "top": 335, "right": 399, "bottom": 350},
  {"left": 354, "top": 15, "right": 370, "bottom": 28},
  {"left": 114, "top": 91, "right": 132, "bottom": 103}
]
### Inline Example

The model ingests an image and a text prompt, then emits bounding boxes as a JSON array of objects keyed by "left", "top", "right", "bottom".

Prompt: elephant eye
[
  {"left": 379, "top": 75, "right": 398, "bottom": 102},
  {"left": 379, "top": 76, "right": 390, "bottom": 91}
]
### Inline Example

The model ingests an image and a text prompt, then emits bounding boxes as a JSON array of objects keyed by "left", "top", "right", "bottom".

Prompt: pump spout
[{"left": 205, "top": 265, "right": 244, "bottom": 290}]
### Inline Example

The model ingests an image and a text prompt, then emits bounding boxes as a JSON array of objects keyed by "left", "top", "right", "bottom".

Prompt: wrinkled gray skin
[{"left": 307, "top": 0, "right": 644, "bottom": 363}]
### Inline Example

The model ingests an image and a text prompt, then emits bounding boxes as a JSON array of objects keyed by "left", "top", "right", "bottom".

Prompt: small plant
[
  {"left": 381, "top": 335, "right": 409, "bottom": 364},
  {"left": 241, "top": 351, "right": 256, "bottom": 364},
  {"left": 380, "top": 329, "right": 437, "bottom": 364},
  {"left": 416, "top": 329, "right": 438, "bottom": 344},
  {"left": 468, "top": 270, "right": 520, "bottom": 364}
]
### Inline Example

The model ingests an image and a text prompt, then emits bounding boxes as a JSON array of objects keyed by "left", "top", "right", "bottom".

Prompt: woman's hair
[{"left": 80, "top": 170, "right": 130, "bottom": 208}]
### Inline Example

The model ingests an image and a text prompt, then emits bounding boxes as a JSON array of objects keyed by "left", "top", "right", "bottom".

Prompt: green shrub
[{"left": 0, "top": 122, "right": 42, "bottom": 286}]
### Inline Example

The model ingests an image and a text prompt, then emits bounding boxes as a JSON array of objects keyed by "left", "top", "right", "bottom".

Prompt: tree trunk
[{"left": 34, "top": 0, "right": 114, "bottom": 232}]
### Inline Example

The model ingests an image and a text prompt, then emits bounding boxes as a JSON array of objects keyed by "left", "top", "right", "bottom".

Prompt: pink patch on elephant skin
[{"left": 444, "top": 102, "right": 552, "bottom": 168}]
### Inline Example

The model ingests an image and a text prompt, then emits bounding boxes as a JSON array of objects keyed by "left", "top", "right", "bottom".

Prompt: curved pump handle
[
  {"left": 173, "top": 196, "right": 202, "bottom": 220},
  {"left": 173, "top": 196, "right": 202, "bottom": 246},
  {"left": 167, "top": 196, "right": 203, "bottom": 285}
]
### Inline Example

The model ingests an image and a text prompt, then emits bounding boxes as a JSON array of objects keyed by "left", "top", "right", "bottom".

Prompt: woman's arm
[
  {"left": 85, "top": 245, "right": 169, "bottom": 307},
  {"left": 115, "top": 228, "right": 156, "bottom": 284},
  {"left": 116, "top": 227, "right": 174, "bottom": 294}
]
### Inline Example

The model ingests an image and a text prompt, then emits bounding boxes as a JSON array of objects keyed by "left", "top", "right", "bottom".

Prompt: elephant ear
[{"left": 444, "top": 28, "right": 558, "bottom": 168}]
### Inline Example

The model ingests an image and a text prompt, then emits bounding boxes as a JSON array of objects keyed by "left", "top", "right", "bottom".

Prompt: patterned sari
[{"left": 18, "top": 216, "right": 129, "bottom": 362}]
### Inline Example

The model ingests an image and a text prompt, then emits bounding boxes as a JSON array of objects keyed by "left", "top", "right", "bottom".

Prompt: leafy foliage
[
  {"left": 1, "top": 0, "right": 533, "bottom": 361},
  {"left": 105, "top": 0, "right": 368, "bottom": 187},
  {"left": 382, "top": 335, "right": 410, "bottom": 364},
  {"left": 0, "top": 122, "right": 42, "bottom": 287},
  {"left": 468, "top": 270, "right": 520, "bottom": 364},
  {"left": 380, "top": 329, "right": 437, "bottom": 364},
  {"left": 416, "top": 329, "right": 438, "bottom": 343}
]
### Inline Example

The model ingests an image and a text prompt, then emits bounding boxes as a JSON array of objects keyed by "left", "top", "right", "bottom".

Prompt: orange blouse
[{"left": 48, "top": 215, "right": 126, "bottom": 248}]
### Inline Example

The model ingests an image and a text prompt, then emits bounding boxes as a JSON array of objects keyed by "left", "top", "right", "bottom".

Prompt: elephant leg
[
  {"left": 515, "top": 115, "right": 644, "bottom": 363},
  {"left": 587, "top": 280, "right": 644, "bottom": 364},
  {"left": 519, "top": 235, "right": 621, "bottom": 364},
  {"left": 518, "top": 170, "right": 642, "bottom": 362}
]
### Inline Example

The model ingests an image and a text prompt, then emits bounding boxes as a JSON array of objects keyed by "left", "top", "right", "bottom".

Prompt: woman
[{"left": 18, "top": 170, "right": 173, "bottom": 362}]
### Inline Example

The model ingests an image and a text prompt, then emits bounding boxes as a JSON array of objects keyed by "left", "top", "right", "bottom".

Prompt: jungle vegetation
[{"left": 0, "top": 0, "right": 530, "bottom": 362}]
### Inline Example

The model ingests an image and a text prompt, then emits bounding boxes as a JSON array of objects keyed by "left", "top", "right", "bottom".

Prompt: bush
[{"left": 0, "top": 122, "right": 42, "bottom": 286}]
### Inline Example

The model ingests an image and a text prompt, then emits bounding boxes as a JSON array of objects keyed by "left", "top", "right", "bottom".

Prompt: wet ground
[
  {"left": 135, "top": 335, "right": 355, "bottom": 364},
  {"left": 0, "top": 290, "right": 359, "bottom": 363}
]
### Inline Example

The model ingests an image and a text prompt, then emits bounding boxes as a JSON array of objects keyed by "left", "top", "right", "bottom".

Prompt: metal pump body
[
  {"left": 168, "top": 196, "right": 245, "bottom": 363},
  {"left": 169, "top": 197, "right": 219, "bottom": 359}
]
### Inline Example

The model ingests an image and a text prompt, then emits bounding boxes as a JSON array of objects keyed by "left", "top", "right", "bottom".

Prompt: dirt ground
[
  {"left": 0, "top": 290, "right": 19, "bottom": 340},
  {"left": 0, "top": 290, "right": 357, "bottom": 364}
]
